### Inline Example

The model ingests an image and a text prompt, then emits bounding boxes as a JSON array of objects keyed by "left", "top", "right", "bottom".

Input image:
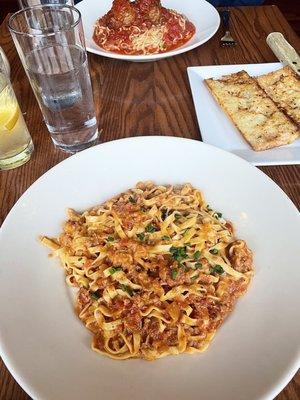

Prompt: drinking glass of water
[
  {"left": 8, "top": 5, "right": 99, "bottom": 153},
  {"left": 18, "top": 0, "right": 74, "bottom": 9}
]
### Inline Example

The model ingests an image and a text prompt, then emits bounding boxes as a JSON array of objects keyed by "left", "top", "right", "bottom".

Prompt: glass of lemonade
[
  {"left": 0, "top": 69, "right": 34, "bottom": 170},
  {"left": 8, "top": 5, "right": 99, "bottom": 153}
]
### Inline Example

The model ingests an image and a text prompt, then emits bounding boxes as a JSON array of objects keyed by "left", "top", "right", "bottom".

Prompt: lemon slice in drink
[{"left": 0, "top": 86, "right": 19, "bottom": 132}]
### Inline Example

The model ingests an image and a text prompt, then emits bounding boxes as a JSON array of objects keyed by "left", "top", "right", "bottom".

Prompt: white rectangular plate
[{"left": 187, "top": 63, "right": 300, "bottom": 166}]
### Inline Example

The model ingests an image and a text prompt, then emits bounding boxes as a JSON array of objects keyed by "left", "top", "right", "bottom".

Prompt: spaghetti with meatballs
[{"left": 93, "top": 0, "right": 196, "bottom": 55}]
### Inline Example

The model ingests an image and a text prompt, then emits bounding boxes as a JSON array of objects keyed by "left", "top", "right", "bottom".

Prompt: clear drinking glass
[
  {"left": 9, "top": 5, "right": 99, "bottom": 153},
  {"left": 18, "top": 0, "right": 74, "bottom": 9},
  {"left": 0, "top": 52, "right": 34, "bottom": 170}
]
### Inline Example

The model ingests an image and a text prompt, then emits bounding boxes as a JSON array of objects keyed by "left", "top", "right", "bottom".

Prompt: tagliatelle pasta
[{"left": 41, "top": 182, "right": 254, "bottom": 361}]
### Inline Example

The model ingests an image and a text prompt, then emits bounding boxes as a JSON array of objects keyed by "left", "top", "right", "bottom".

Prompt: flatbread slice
[
  {"left": 256, "top": 66, "right": 300, "bottom": 127},
  {"left": 205, "top": 70, "right": 299, "bottom": 151}
]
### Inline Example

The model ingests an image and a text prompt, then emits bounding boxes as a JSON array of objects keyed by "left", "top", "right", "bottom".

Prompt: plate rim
[
  {"left": 0, "top": 136, "right": 300, "bottom": 400},
  {"left": 1, "top": 136, "right": 299, "bottom": 227}
]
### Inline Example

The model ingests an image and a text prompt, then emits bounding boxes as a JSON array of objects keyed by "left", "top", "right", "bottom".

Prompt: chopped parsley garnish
[
  {"left": 206, "top": 205, "right": 213, "bottom": 211},
  {"left": 212, "top": 265, "right": 224, "bottom": 274},
  {"left": 91, "top": 291, "right": 100, "bottom": 300},
  {"left": 209, "top": 248, "right": 218, "bottom": 255},
  {"left": 170, "top": 246, "right": 188, "bottom": 262},
  {"left": 174, "top": 213, "right": 181, "bottom": 220},
  {"left": 191, "top": 274, "right": 199, "bottom": 281},
  {"left": 109, "top": 267, "right": 122, "bottom": 275},
  {"left": 171, "top": 268, "right": 178, "bottom": 280},
  {"left": 107, "top": 236, "right": 114, "bottom": 242},
  {"left": 193, "top": 251, "right": 201, "bottom": 260},
  {"left": 215, "top": 212, "right": 223, "bottom": 219},
  {"left": 78, "top": 257, "right": 82, "bottom": 261},
  {"left": 137, "top": 233, "right": 145, "bottom": 241},
  {"left": 129, "top": 196, "right": 137, "bottom": 204},
  {"left": 120, "top": 284, "right": 133, "bottom": 296},
  {"left": 162, "top": 235, "right": 171, "bottom": 241},
  {"left": 145, "top": 224, "right": 157, "bottom": 233},
  {"left": 195, "top": 262, "right": 202, "bottom": 269}
]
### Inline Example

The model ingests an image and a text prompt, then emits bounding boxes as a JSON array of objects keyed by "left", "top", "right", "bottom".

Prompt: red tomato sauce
[{"left": 93, "top": 1, "right": 196, "bottom": 55}]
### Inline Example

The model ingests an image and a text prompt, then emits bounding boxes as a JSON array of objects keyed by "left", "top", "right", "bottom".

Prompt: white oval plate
[
  {"left": 0, "top": 137, "right": 299, "bottom": 400},
  {"left": 76, "top": 0, "right": 220, "bottom": 62}
]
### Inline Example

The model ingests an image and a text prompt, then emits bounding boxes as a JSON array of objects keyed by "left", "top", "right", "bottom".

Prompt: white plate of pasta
[
  {"left": 76, "top": 0, "right": 220, "bottom": 61},
  {"left": 0, "top": 136, "right": 299, "bottom": 400}
]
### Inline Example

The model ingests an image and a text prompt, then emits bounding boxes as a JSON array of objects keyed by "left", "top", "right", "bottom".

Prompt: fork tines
[{"left": 220, "top": 31, "right": 236, "bottom": 47}]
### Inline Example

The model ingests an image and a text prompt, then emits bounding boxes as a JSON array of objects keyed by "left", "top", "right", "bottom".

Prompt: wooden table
[{"left": 0, "top": 5, "right": 299, "bottom": 400}]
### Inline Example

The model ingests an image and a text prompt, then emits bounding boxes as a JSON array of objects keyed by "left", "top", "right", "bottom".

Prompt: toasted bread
[
  {"left": 256, "top": 66, "right": 300, "bottom": 127},
  {"left": 205, "top": 71, "right": 299, "bottom": 151}
]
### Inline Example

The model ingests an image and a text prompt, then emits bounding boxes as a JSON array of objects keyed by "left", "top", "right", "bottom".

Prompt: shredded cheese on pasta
[{"left": 131, "top": 25, "right": 166, "bottom": 53}]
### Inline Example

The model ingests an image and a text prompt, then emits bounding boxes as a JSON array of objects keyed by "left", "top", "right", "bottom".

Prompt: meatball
[
  {"left": 136, "top": 0, "right": 162, "bottom": 24},
  {"left": 228, "top": 240, "right": 253, "bottom": 273},
  {"left": 108, "top": 0, "right": 136, "bottom": 28}
]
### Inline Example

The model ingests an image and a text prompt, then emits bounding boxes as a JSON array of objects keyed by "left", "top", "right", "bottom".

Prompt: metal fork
[{"left": 219, "top": 10, "right": 237, "bottom": 47}]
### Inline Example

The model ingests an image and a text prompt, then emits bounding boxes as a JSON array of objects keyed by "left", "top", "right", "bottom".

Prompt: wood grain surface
[{"left": 0, "top": 5, "right": 299, "bottom": 400}]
